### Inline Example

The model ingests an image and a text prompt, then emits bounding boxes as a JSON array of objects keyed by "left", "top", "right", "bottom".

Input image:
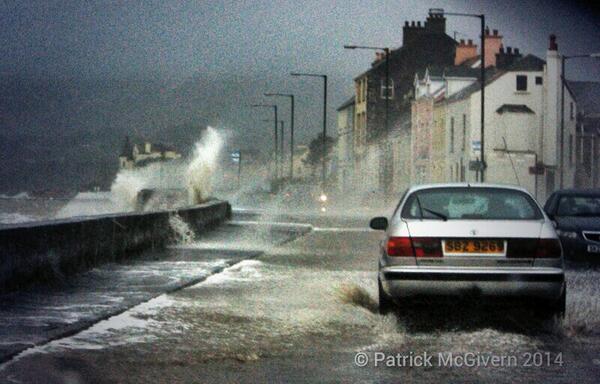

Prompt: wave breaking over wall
[{"left": 55, "top": 127, "right": 225, "bottom": 219}]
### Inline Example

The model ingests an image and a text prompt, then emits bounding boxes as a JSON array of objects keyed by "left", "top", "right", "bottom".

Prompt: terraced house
[
  {"left": 342, "top": 9, "right": 456, "bottom": 198},
  {"left": 411, "top": 34, "right": 580, "bottom": 203}
]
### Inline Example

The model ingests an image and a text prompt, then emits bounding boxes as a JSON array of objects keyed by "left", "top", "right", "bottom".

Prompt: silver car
[{"left": 370, "top": 183, "right": 566, "bottom": 319}]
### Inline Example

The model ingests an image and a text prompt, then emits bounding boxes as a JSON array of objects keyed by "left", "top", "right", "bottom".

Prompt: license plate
[
  {"left": 443, "top": 239, "right": 505, "bottom": 256},
  {"left": 588, "top": 244, "right": 600, "bottom": 253}
]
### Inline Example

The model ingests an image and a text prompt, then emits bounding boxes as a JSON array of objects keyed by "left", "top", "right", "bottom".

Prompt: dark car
[{"left": 544, "top": 189, "right": 600, "bottom": 260}]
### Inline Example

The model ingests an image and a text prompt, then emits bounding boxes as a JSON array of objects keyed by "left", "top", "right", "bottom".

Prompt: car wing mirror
[{"left": 369, "top": 217, "right": 388, "bottom": 231}]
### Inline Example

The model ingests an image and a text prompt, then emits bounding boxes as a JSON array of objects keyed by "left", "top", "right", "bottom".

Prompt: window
[
  {"left": 401, "top": 187, "right": 543, "bottom": 220},
  {"left": 516, "top": 75, "right": 527, "bottom": 91},
  {"left": 535, "top": 76, "right": 543, "bottom": 85},
  {"left": 462, "top": 114, "right": 466, "bottom": 151},
  {"left": 557, "top": 196, "right": 600, "bottom": 216},
  {"left": 450, "top": 117, "right": 455, "bottom": 153},
  {"left": 380, "top": 79, "right": 394, "bottom": 99},
  {"left": 570, "top": 102, "right": 574, "bottom": 120}
]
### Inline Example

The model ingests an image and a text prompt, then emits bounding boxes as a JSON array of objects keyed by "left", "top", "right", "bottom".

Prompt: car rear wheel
[
  {"left": 378, "top": 278, "right": 395, "bottom": 315},
  {"left": 536, "top": 287, "right": 566, "bottom": 321}
]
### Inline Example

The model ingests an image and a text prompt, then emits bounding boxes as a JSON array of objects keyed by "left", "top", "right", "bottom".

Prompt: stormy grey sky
[{"left": 1, "top": 0, "right": 599, "bottom": 149}]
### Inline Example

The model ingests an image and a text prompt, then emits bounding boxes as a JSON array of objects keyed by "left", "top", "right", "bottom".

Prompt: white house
[{"left": 442, "top": 36, "right": 576, "bottom": 202}]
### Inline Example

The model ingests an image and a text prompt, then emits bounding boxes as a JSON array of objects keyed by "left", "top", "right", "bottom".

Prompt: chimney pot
[
  {"left": 507, "top": 46, "right": 512, "bottom": 54},
  {"left": 499, "top": 45, "right": 504, "bottom": 54},
  {"left": 468, "top": 39, "right": 473, "bottom": 45},
  {"left": 417, "top": 21, "right": 421, "bottom": 27},
  {"left": 405, "top": 21, "right": 409, "bottom": 26},
  {"left": 514, "top": 48, "right": 520, "bottom": 55},
  {"left": 485, "top": 27, "right": 490, "bottom": 35},
  {"left": 493, "top": 29, "right": 498, "bottom": 36},
  {"left": 411, "top": 21, "right": 415, "bottom": 27},
  {"left": 460, "top": 39, "right": 465, "bottom": 45},
  {"left": 549, "top": 34, "right": 558, "bottom": 51}
]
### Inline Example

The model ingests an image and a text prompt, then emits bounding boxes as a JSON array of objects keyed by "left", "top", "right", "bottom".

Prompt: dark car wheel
[
  {"left": 378, "top": 277, "right": 395, "bottom": 315},
  {"left": 536, "top": 286, "right": 566, "bottom": 321}
]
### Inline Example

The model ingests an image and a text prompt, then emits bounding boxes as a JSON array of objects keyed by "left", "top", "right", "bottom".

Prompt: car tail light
[
  {"left": 387, "top": 237, "right": 414, "bottom": 257},
  {"left": 506, "top": 238, "right": 538, "bottom": 258},
  {"left": 387, "top": 237, "right": 442, "bottom": 257},
  {"left": 536, "top": 238, "right": 562, "bottom": 258},
  {"left": 411, "top": 237, "right": 442, "bottom": 257}
]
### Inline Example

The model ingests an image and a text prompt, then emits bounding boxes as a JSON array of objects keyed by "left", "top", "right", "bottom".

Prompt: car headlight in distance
[
  {"left": 556, "top": 229, "right": 578, "bottom": 239},
  {"left": 319, "top": 193, "right": 327, "bottom": 203}
]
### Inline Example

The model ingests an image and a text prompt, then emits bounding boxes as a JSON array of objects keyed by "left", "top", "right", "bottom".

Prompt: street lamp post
[
  {"left": 559, "top": 52, "right": 600, "bottom": 188},
  {"left": 265, "top": 93, "right": 295, "bottom": 180},
  {"left": 291, "top": 72, "right": 328, "bottom": 190},
  {"left": 439, "top": 9, "right": 486, "bottom": 182},
  {"left": 251, "top": 104, "right": 278, "bottom": 181}
]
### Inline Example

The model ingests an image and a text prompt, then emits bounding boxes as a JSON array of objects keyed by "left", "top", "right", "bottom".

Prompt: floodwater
[{"left": 1, "top": 208, "right": 599, "bottom": 383}]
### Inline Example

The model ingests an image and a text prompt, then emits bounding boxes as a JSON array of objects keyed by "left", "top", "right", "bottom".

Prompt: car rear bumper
[
  {"left": 380, "top": 266, "right": 564, "bottom": 300},
  {"left": 560, "top": 237, "right": 600, "bottom": 260}
]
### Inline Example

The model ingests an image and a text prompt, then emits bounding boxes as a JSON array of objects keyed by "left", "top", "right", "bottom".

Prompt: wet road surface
[{"left": 2, "top": 209, "right": 600, "bottom": 383}]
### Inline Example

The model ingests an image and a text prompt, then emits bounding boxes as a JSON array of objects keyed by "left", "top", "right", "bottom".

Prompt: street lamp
[
  {"left": 344, "top": 45, "right": 391, "bottom": 136},
  {"left": 290, "top": 72, "right": 328, "bottom": 190},
  {"left": 251, "top": 104, "right": 278, "bottom": 181},
  {"left": 438, "top": 9, "right": 486, "bottom": 182},
  {"left": 265, "top": 93, "right": 295, "bottom": 180},
  {"left": 559, "top": 52, "right": 600, "bottom": 188}
]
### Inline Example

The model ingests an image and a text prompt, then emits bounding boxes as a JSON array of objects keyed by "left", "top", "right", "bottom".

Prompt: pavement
[{"left": 2, "top": 207, "right": 600, "bottom": 383}]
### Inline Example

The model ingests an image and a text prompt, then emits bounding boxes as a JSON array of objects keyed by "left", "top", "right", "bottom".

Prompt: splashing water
[
  {"left": 336, "top": 283, "right": 379, "bottom": 314},
  {"left": 55, "top": 127, "right": 226, "bottom": 219},
  {"left": 168, "top": 213, "right": 197, "bottom": 244},
  {"left": 187, "top": 127, "right": 224, "bottom": 205}
]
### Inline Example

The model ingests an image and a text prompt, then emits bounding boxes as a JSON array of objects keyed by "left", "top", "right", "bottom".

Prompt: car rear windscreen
[
  {"left": 401, "top": 187, "right": 543, "bottom": 220},
  {"left": 557, "top": 195, "right": 600, "bottom": 216}
]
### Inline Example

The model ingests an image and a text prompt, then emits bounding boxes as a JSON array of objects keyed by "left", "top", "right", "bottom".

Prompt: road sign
[
  {"left": 469, "top": 160, "right": 486, "bottom": 172},
  {"left": 529, "top": 163, "right": 545, "bottom": 175},
  {"left": 471, "top": 140, "right": 481, "bottom": 152}
]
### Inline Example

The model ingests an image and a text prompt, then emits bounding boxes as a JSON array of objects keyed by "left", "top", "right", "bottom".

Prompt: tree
[{"left": 303, "top": 133, "right": 336, "bottom": 177}]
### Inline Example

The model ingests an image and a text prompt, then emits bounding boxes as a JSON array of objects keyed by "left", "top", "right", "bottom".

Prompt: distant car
[
  {"left": 544, "top": 189, "right": 600, "bottom": 260},
  {"left": 370, "top": 183, "right": 565, "bottom": 319}
]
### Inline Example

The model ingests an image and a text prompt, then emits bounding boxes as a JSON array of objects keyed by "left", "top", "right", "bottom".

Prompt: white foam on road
[
  {"left": 0, "top": 259, "right": 229, "bottom": 372},
  {"left": 312, "top": 227, "right": 371, "bottom": 232},
  {"left": 200, "top": 259, "right": 267, "bottom": 285},
  {"left": 229, "top": 220, "right": 313, "bottom": 230},
  {"left": 0, "top": 213, "right": 41, "bottom": 225}
]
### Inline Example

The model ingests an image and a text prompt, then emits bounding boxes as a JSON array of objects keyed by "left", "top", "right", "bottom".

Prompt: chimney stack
[
  {"left": 483, "top": 26, "right": 503, "bottom": 67},
  {"left": 455, "top": 37, "right": 479, "bottom": 66},
  {"left": 549, "top": 34, "right": 558, "bottom": 51},
  {"left": 495, "top": 44, "right": 522, "bottom": 69}
]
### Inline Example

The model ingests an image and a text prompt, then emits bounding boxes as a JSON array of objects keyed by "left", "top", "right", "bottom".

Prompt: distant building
[
  {"left": 119, "top": 136, "right": 182, "bottom": 169},
  {"left": 336, "top": 96, "right": 355, "bottom": 192},
  {"left": 569, "top": 80, "right": 600, "bottom": 189},
  {"left": 292, "top": 145, "right": 311, "bottom": 180}
]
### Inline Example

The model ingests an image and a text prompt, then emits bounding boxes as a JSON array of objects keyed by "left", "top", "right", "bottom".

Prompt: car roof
[
  {"left": 552, "top": 188, "right": 600, "bottom": 197},
  {"left": 406, "top": 183, "right": 533, "bottom": 194}
]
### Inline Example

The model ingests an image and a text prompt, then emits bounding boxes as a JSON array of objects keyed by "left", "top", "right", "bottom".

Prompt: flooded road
[{"left": 2, "top": 209, "right": 600, "bottom": 383}]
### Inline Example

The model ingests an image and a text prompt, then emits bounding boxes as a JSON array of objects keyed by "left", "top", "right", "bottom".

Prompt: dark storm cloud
[{"left": 0, "top": 0, "right": 598, "bottom": 150}]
